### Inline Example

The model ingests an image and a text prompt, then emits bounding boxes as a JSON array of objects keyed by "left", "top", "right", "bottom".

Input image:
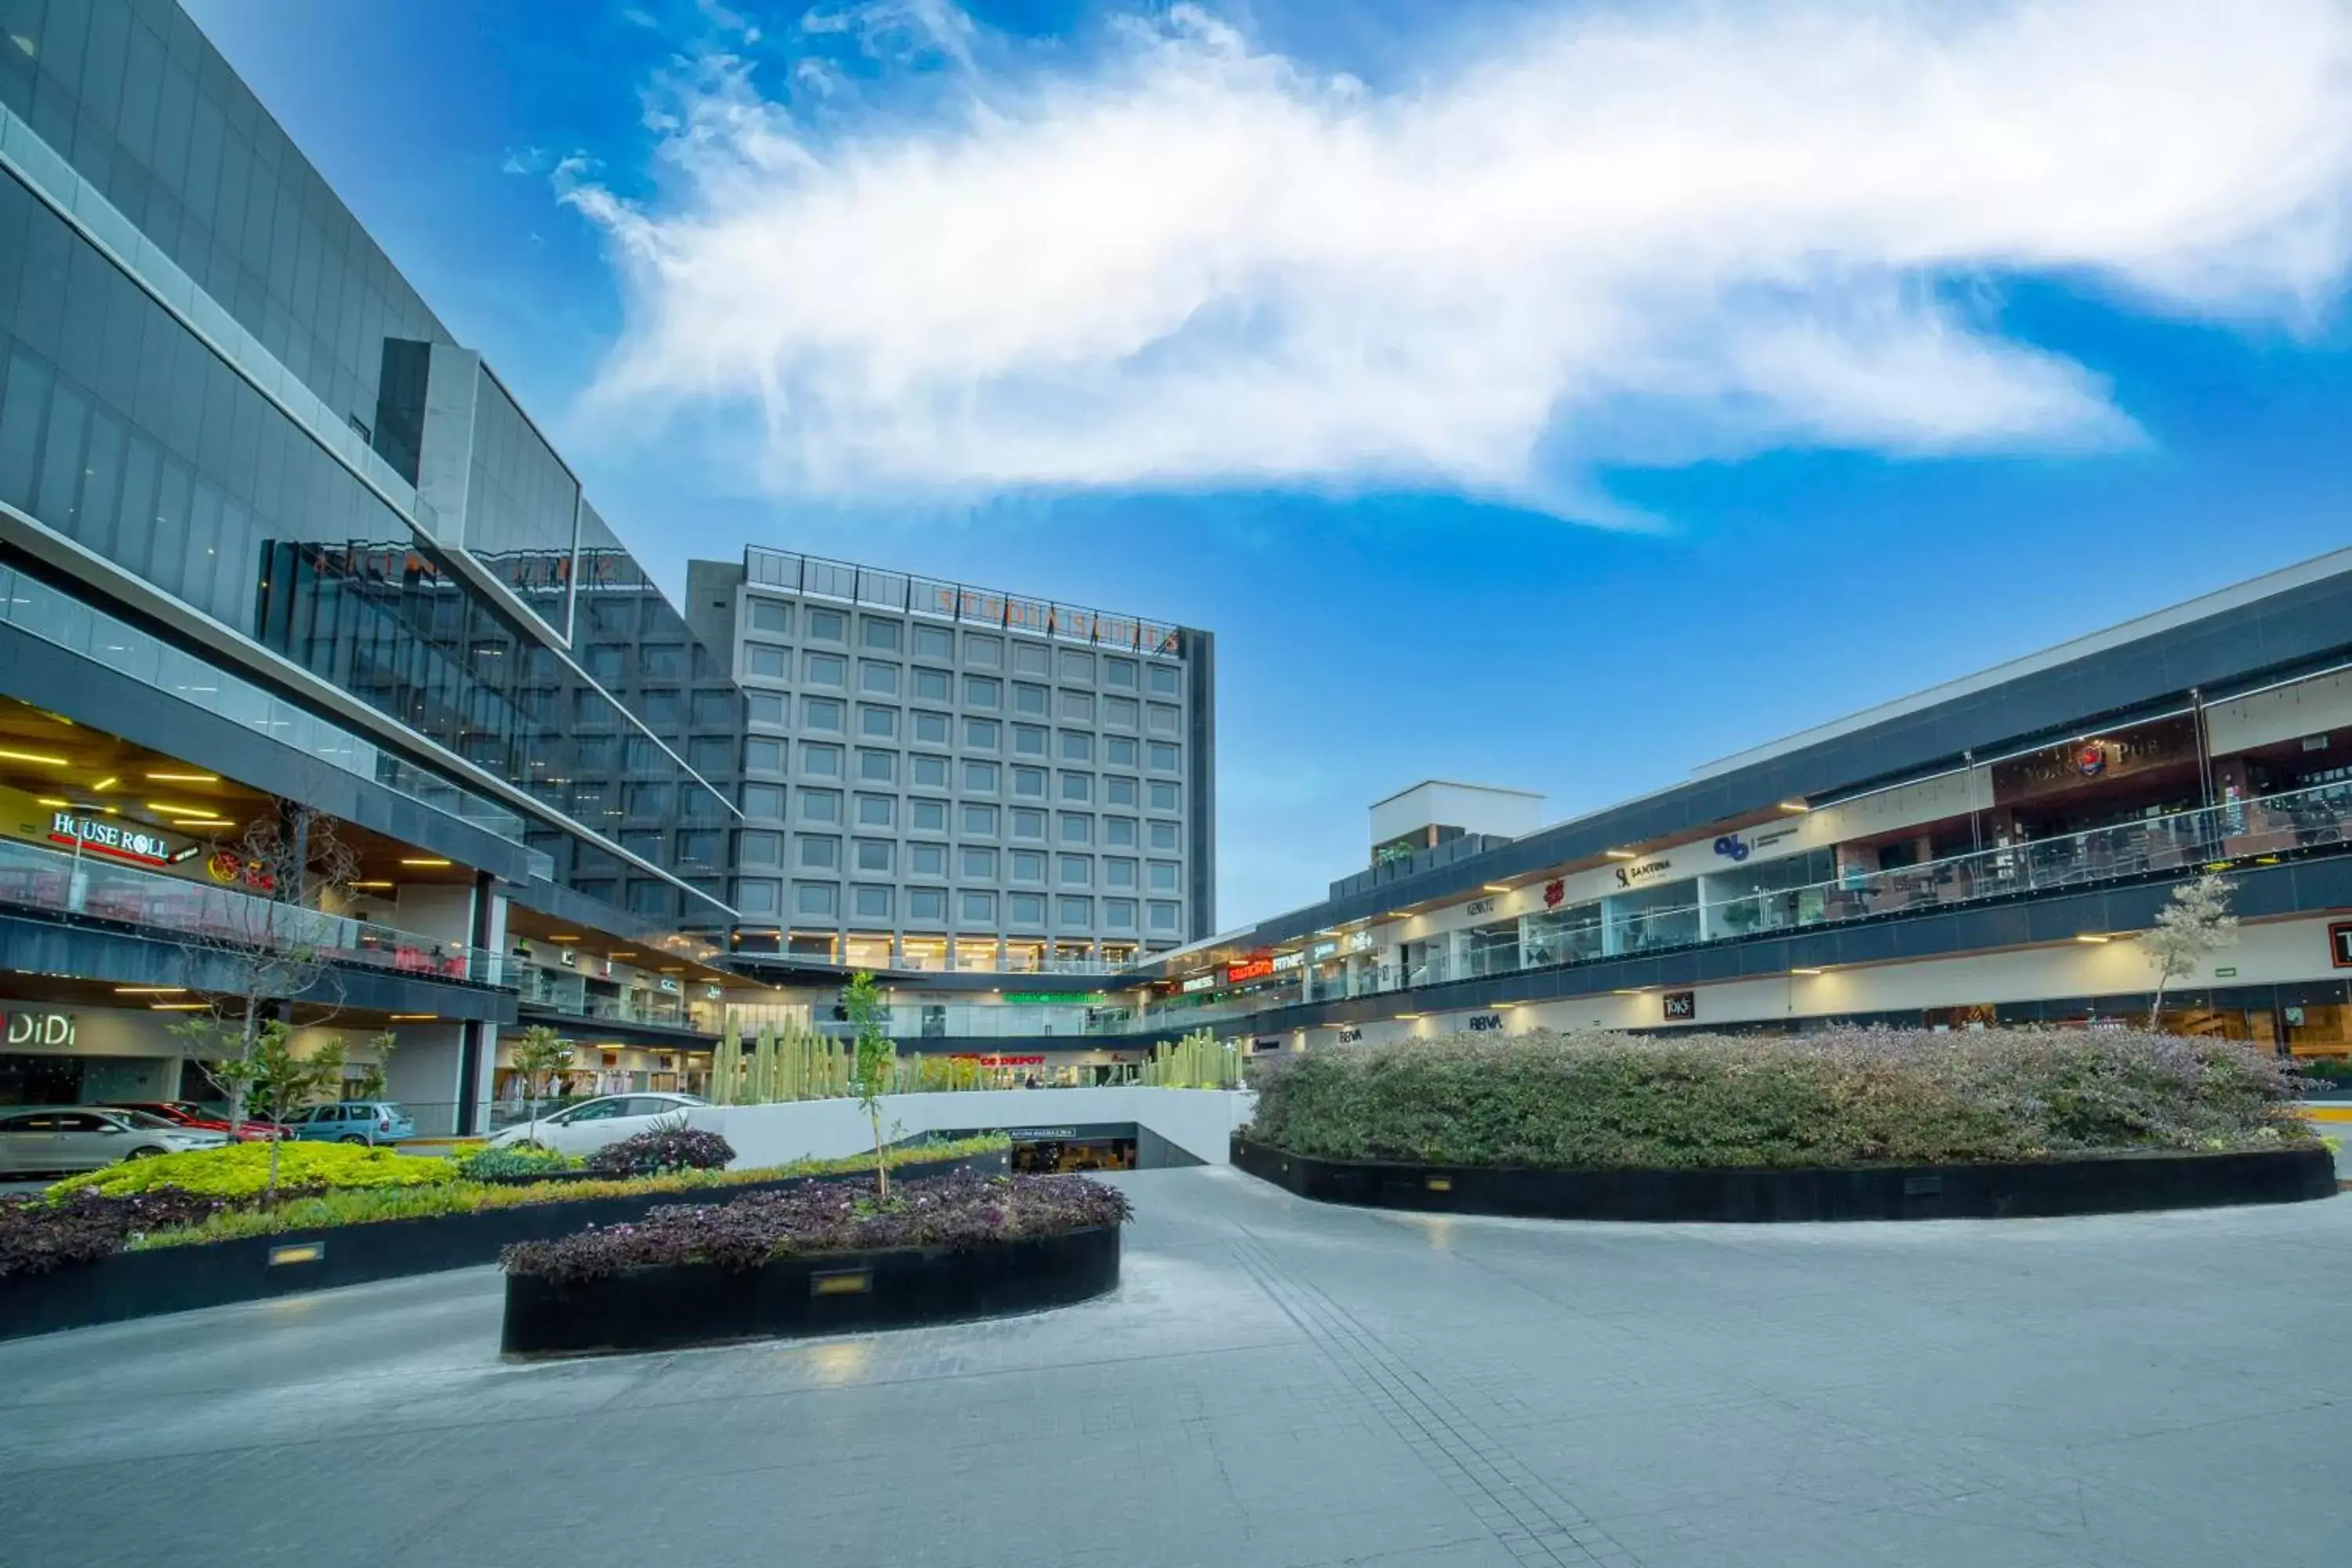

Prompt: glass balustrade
[{"left": 0, "top": 834, "right": 509, "bottom": 987}]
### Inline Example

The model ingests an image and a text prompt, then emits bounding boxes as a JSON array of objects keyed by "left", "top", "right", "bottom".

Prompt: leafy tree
[
  {"left": 507, "top": 1024, "right": 576, "bottom": 1145},
  {"left": 171, "top": 1017, "right": 346, "bottom": 1202},
  {"left": 2141, "top": 872, "right": 2240, "bottom": 1027},
  {"left": 347, "top": 1030, "right": 397, "bottom": 1101},
  {"left": 844, "top": 971, "right": 897, "bottom": 1200}
]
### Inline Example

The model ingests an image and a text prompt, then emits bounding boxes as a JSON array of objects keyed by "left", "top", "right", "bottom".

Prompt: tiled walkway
[{"left": 2, "top": 1168, "right": 2348, "bottom": 1567}]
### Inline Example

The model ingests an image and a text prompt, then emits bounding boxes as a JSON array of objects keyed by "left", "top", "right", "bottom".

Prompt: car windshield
[{"left": 107, "top": 1110, "right": 179, "bottom": 1131}]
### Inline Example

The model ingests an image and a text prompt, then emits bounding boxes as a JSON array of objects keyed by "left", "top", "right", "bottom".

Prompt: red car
[{"left": 102, "top": 1102, "right": 289, "bottom": 1142}]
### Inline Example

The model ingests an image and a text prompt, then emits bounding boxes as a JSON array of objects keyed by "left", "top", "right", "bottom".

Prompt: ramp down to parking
[{"left": 694, "top": 1087, "right": 1256, "bottom": 1171}]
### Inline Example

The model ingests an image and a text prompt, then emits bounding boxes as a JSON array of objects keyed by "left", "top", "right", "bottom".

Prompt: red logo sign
[
  {"left": 1543, "top": 878, "right": 1565, "bottom": 908},
  {"left": 1226, "top": 957, "right": 1275, "bottom": 984},
  {"left": 2076, "top": 745, "right": 2106, "bottom": 777}
]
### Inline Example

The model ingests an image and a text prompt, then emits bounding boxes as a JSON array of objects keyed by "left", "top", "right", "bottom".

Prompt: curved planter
[
  {"left": 0, "top": 1150, "right": 1007, "bottom": 1341},
  {"left": 1232, "top": 1136, "right": 2338, "bottom": 1222},
  {"left": 500, "top": 1223, "right": 1122, "bottom": 1359}
]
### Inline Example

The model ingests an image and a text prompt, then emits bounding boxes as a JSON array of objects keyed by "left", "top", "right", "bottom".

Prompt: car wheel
[
  {"left": 338, "top": 1134, "right": 368, "bottom": 1145},
  {"left": 124, "top": 1147, "right": 163, "bottom": 1160}
]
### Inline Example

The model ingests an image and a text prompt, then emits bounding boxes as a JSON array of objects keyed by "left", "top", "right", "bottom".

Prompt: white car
[
  {"left": 486, "top": 1093, "right": 710, "bottom": 1156},
  {"left": 0, "top": 1106, "right": 227, "bottom": 1175}
]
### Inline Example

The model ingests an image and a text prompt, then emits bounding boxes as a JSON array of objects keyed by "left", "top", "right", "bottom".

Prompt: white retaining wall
[{"left": 693, "top": 1087, "right": 1258, "bottom": 1169}]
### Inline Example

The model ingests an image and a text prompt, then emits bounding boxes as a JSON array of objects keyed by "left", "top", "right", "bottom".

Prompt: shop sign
[
  {"left": 1345, "top": 929, "right": 1374, "bottom": 953},
  {"left": 1309, "top": 941, "right": 1339, "bottom": 961},
  {"left": 49, "top": 811, "right": 198, "bottom": 869},
  {"left": 205, "top": 848, "right": 276, "bottom": 891},
  {"left": 1466, "top": 1013, "right": 1504, "bottom": 1033},
  {"left": 1613, "top": 858, "right": 1671, "bottom": 889},
  {"left": 1004, "top": 991, "right": 1108, "bottom": 1005},
  {"left": 704, "top": 984, "right": 725, "bottom": 1000},
  {"left": 1005, "top": 1126, "right": 1076, "bottom": 1138},
  {"left": 1714, "top": 823, "right": 1801, "bottom": 863},
  {"left": 1226, "top": 957, "right": 1275, "bottom": 984},
  {"left": 0, "top": 1008, "right": 76, "bottom": 1047},
  {"left": 1336, "top": 1026, "right": 1363, "bottom": 1044},
  {"left": 657, "top": 977, "right": 680, "bottom": 993},
  {"left": 559, "top": 948, "right": 579, "bottom": 968},
  {"left": 1543, "top": 878, "right": 1565, "bottom": 908},
  {"left": 2213, "top": 967, "right": 2238, "bottom": 979},
  {"left": 2330, "top": 921, "right": 2352, "bottom": 969},
  {"left": 1661, "top": 990, "right": 1696, "bottom": 1022},
  {"left": 1180, "top": 974, "right": 1217, "bottom": 993},
  {"left": 955, "top": 1056, "right": 1047, "bottom": 1069},
  {"left": 1251, "top": 1037, "right": 1283, "bottom": 1052},
  {"left": 1269, "top": 951, "right": 1305, "bottom": 973},
  {"left": 1465, "top": 897, "right": 1497, "bottom": 918}
]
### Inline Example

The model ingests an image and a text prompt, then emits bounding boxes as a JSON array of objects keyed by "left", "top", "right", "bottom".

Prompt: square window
[
  {"left": 912, "top": 666, "right": 951, "bottom": 702},
  {"left": 1058, "top": 648, "right": 1094, "bottom": 682},
  {"left": 744, "top": 736, "right": 786, "bottom": 773},
  {"left": 739, "top": 831, "right": 783, "bottom": 866},
  {"left": 911, "top": 753, "right": 949, "bottom": 788},
  {"left": 852, "top": 884, "right": 894, "bottom": 920},
  {"left": 860, "top": 705, "right": 899, "bottom": 739},
  {"left": 1148, "top": 662, "right": 1181, "bottom": 695},
  {"left": 1105, "top": 857, "right": 1138, "bottom": 887},
  {"left": 748, "top": 691, "right": 786, "bottom": 726},
  {"left": 913, "top": 624, "right": 953, "bottom": 659},
  {"left": 909, "top": 842, "right": 948, "bottom": 877},
  {"left": 1105, "top": 898, "right": 1137, "bottom": 929},
  {"left": 742, "top": 782, "right": 786, "bottom": 818},
  {"left": 1058, "top": 895, "right": 1094, "bottom": 929},
  {"left": 961, "top": 845, "right": 999, "bottom": 879},
  {"left": 963, "top": 674, "right": 1001, "bottom": 709},
  {"left": 964, "top": 633, "right": 1002, "bottom": 668},
  {"left": 913, "top": 709, "right": 950, "bottom": 744},
  {"left": 1104, "top": 695, "right": 1138, "bottom": 728},
  {"left": 1149, "top": 781, "right": 1179, "bottom": 811},
  {"left": 797, "top": 833, "right": 841, "bottom": 869},
  {"left": 1149, "top": 901, "right": 1181, "bottom": 931},
  {"left": 1105, "top": 656, "right": 1138, "bottom": 689},
  {"left": 960, "top": 890, "right": 996, "bottom": 923},
  {"left": 808, "top": 608, "right": 847, "bottom": 642},
  {"left": 1012, "top": 641, "right": 1050, "bottom": 677},
  {"left": 861, "top": 616, "right": 902, "bottom": 652},
  {"left": 1105, "top": 815, "right": 1138, "bottom": 846},
  {"left": 1012, "top": 724, "right": 1047, "bottom": 757},
  {"left": 855, "top": 839, "right": 895, "bottom": 873},
  {"left": 1010, "top": 849, "right": 1046, "bottom": 882},
  {"left": 858, "top": 749, "right": 897, "bottom": 784},
  {"left": 1011, "top": 765, "right": 1047, "bottom": 798},
  {"left": 1149, "top": 819, "right": 1179, "bottom": 851},
  {"left": 961, "top": 802, "right": 999, "bottom": 836},
  {"left": 1012, "top": 682, "right": 1047, "bottom": 716},
  {"left": 856, "top": 793, "right": 895, "bottom": 828},
  {"left": 1060, "top": 731, "right": 1094, "bottom": 762},
  {"left": 1008, "top": 891, "right": 1046, "bottom": 927},
  {"left": 1147, "top": 702, "right": 1180, "bottom": 734},
  {"left": 964, "top": 717, "right": 1000, "bottom": 750},
  {"left": 1058, "top": 690, "right": 1094, "bottom": 723},
  {"left": 795, "top": 880, "right": 840, "bottom": 918},
  {"left": 908, "top": 887, "right": 948, "bottom": 923},
  {"left": 734, "top": 878, "right": 780, "bottom": 915},
  {"left": 910, "top": 798, "right": 949, "bottom": 832},
  {"left": 1106, "top": 775, "right": 1138, "bottom": 807},
  {"left": 747, "top": 644, "right": 789, "bottom": 680},
  {"left": 1149, "top": 741, "right": 1180, "bottom": 771},
  {"left": 963, "top": 759, "right": 1000, "bottom": 793},
  {"left": 1060, "top": 771, "right": 1094, "bottom": 804},
  {"left": 1106, "top": 736, "right": 1138, "bottom": 767},
  {"left": 1010, "top": 808, "right": 1047, "bottom": 840},
  {"left": 859, "top": 660, "right": 901, "bottom": 696},
  {"left": 801, "top": 789, "right": 842, "bottom": 824},
  {"left": 749, "top": 598, "right": 792, "bottom": 634},
  {"left": 1059, "top": 812, "right": 1093, "bottom": 845},
  {"left": 1149, "top": 859, "right": 1180, "bottom": 891},
  {"left": 1059, "top": 853, "right": 1093, "bottom": 886},
  {"left": 801, "top": 742, "right": 843, "bottom": 779},
  {"left": 802, "top": 695, "right": 844, "bottom": 732},
  {"left": 804, "top": 652, "right": 846, "bottom": 686}
]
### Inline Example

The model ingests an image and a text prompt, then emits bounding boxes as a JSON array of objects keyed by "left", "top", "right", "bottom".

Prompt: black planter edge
[
  {"left": 0, "top": 1151, "right": 1008, "bottom": 1342},
  {"left": 500, "top": 1222, "right": 1123, "bottom": 1359},
  {"left": 1230, "top": 1136, "right": 2339, "bottom": 1223}
]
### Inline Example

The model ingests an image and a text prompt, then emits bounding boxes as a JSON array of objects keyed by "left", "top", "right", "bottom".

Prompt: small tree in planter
[
  {"left": 174, "top": 1017, "right": 346, "bottom": 1203},
  {"left": 844, "top": 971, "right": 897, "bottom": 1200},
  {"left": 508, "top": 1025, "right": 576, "bottom": 1146},
  {"left": 347, "top": 1031, "right": 397, "bottom": 1102},
  {"left": 2140, "top": 873, "right": 2239, "bottom": 1027}
]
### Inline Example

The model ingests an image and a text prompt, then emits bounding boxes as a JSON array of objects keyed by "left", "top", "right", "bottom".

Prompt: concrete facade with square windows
[{"left": 686, "top": 548, "right": 1214, "bottom": 967}]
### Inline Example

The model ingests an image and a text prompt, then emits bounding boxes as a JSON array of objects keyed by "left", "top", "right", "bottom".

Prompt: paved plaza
[{"left": 2, "top": 1168, "right": 2348, "bottom": 1568}]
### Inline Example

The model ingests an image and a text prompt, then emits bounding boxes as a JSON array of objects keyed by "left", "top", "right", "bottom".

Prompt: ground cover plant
[
  {"left": 52, "top": 1140, "right": 459, "bottom": 1200},
  {"left": 0, "top": 1189, "right": 227, "bottom": 1279},
  {"left": 499, "top": 1170, "right": 1131, "bottom": 1285},
  {"left": 451, "top": 1143, "right": 586, "bottom": 1181},
  {"left": 583, "top": 1124, "right": 734, "bottom": 1178},
  {"left": 1245, "top": 1026, "right": 2318, "bottom": 1170}
]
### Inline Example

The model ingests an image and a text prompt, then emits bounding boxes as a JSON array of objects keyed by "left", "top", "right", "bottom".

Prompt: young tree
[
  {"left": 348, "top": 1030, "right": 397, "bottom": 1101},
  {"left": 506, "top": 1024, "right": 576, "bottom": 1145},
  {"left": 844, "top": 971, "right": 896, "bottom": 1200},
  {"left": 171, "top": 1017, "right": 346, "bottom": 1202},
  {"left": 2141, "top": 872, "right": 2240, "bottom": 1027}
]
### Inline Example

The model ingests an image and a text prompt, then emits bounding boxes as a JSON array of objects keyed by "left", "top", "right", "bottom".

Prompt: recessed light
[
  {"left": 1791, "top": 967, "right": 1824, "bottom": 976},
  {"left": 351, "top": 880, "right": 393, "bottom": 889},
  {"left": 35, "top": 796, "right": 68, "bottom": 807},
  {"left": 399, "top": 858, "right": 452, "bottom": 867},
  {"left": 145, "top": 801, "right": 216, "bottom": 816},
  {"left": 389, "top": 1014, "right": 438, "bottom": 1022},
  {"left": 2074, "top": 933, "right": 2111, "bottom": 944},
  {"left": 148, "top": 1001, "right": 209, "bottom": 1011},
  {"left": 1611, "top": 987, "right": 1650, "bottom": 995},
  {"left": 0, "top": 748, "right": 69, "bottom": 766},
  {"left": 1482, "top": 884, "right": 1512, "bottom": 894},
  {"left": 146, "top": 771, "right": 219, "bottom": 782},
  {"left": 90, "top": 776, "right": 118, "bottom": 790},
  {"left": 115, "top": 985, "right": 186, "bottom": 994},
  {"left": 1604, "top": 848, "right": 1637, "bottom": 860},
  {"left": 1777, "top": 799, "right": 1810, "bottom": 814}
]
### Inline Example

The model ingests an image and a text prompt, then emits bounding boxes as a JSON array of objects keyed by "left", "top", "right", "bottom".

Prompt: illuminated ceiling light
[
  {"left": 1482, "top": 884, "right": 1512, "bottom": 894},
  {"left": 1611, "top": 986, "right": 1651, "bottom": 995},
  {"left": 1791, "top": 967, "right": 1824, "bottom": 976},
  {"left": 1394, "top": 1012, "right": 1422, "bottom": 1021},
  {"left": 1604, "top": 848, "right": 1638, "bottom": 860},
  {"left": 146, "top": 771, "right": 219, "bottom": 782},
  {"left": 115, "top": 985, "right": 186, "bottom": 994},
  {"left": 0, "top": 747, "right": 69, "bottom": 766},
  {"left": 145, "top": 802, "right": 217, "bottom": 816},
  {"left": 400, "top": 858, "right": 452, "bottom": 867},
  {"left": 1777, "top": 799, "right": 1810, "bottom": 814},
  {"left": 148, "top": 1002, "right": 209, "bottom": 1011},
  {"left": 172, "top": 819, "right": 235, "bottom": 829},
  {"left": 610, "top": 951, "right": 637, "bottom": 960},
  {"left": 35, "top": 796, "right": 69, "bottom": 808},
  {"left": 548, "top": 934, "right": 580, "bottom": 942},
  {"left": 2074, "top": 932, "right": 2111, "bottom": 944},
  {"left": 388, "top": 1013, "right": 438, "bottom": 1022},
  {"left": 350, "top": 880, "right": 394, "bottom": 889},
  {"left": 90, "top": 776, "right": 118, "bottom": 791}
]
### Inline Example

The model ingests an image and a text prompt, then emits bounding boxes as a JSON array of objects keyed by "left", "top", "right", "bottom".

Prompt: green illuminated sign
[{"left": 1002, "top": 992, "right": 1108, "bottom": 1005}]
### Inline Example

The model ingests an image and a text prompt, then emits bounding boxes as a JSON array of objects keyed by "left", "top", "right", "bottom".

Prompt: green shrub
[
  {"left": 451, "top": 1143, "right": 584, "bottom": 1181},
  {"left": 49, "top": 1140, "right": 460, "bottom": 1201},
  {"left": 1244, "top": 1027, "right": 2314, "bottom": 1170}
]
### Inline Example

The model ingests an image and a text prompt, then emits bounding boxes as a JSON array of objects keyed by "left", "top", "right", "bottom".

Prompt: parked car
[
  {"left": 486, "top": 1093, "right": 709, "bottom": 1156},
  {"left": 285, "top": 1102, "right": 417, "bottom": 1146},
  {"left": 100, "top": 1101, "right": 289, "bottom": 1142},
  {"left": 0, "top": 1106, "right": 227, "bottom": 1175}
]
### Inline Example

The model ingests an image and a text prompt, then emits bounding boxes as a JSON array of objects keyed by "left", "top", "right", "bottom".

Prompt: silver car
[
  {"left": 0, "top": 1105, "right": 228, "bottom": 1175},
  {"left": 485, "top": 1093, "right": 710, "bottom": 1156}
]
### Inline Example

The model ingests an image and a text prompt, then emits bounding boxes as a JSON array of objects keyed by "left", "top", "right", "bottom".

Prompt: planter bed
[
  {"left": 1232, "top": 1136, "right": 2338, "bottom": 1223},
  {"left": 0, "top": 1149, "right": 1005, "bottom": 1341},
  {"left": 502, "top": 1224, "right": 1121, "bottom": 1358}
]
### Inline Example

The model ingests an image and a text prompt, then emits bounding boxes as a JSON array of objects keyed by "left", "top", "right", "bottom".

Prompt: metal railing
[
  {"left": 0, "top": 834, "right": 510, "bottom": 988},
  {"left": 1129, "top": 779, "right": 2352, "bottom": 1026},
  {"left": 888, "top": 949, "right": 1131, "bottom": 976},
  {"left": 746, "top": 545, "right": 1182, "bottom": 655}
]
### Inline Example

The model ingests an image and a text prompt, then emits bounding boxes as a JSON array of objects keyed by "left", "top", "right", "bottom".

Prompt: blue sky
[{"left": 183, "top": 0, "right": 2352, "bottom": 927}]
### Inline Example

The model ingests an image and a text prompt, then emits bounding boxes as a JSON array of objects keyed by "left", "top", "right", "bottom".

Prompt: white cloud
[{"left": 561, "top": 0, "right": 2352, "bottom": 514}]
